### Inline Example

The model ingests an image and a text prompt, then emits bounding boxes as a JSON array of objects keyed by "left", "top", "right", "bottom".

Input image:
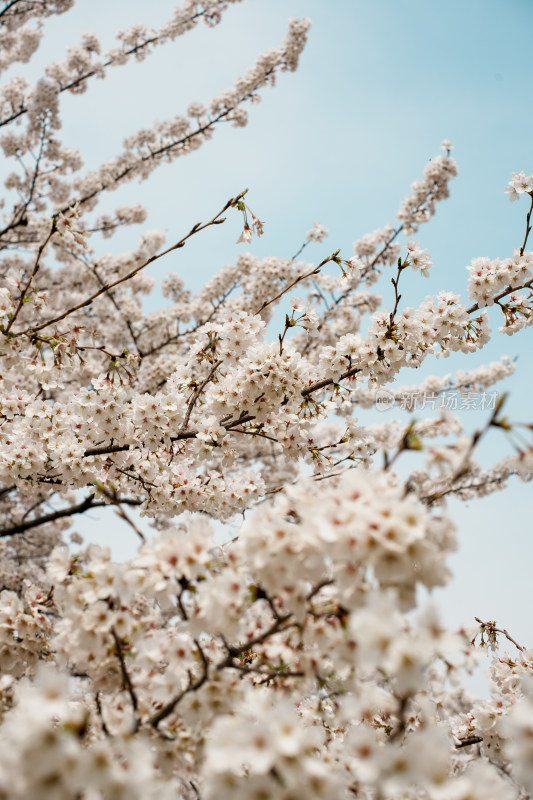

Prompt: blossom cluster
[
  {"left": 306, "top": 222, "right": 329, "bottom": 242},
  {"left": 395, "top": 142, "right": 459, "bottom": 235},
  {"left": 466, "top": 250, "right": 533, "bottom": 335},
  {"left": 0, "top": 2, "right": 532, "bottom": 798},
  {"left": 505, "top": 169, "right": 533, "bottom": 202}
]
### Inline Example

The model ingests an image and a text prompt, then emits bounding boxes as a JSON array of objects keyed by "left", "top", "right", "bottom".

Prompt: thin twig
[
  {"left": 4, "top": 220, "right": 56, "bottom": 334},
  {"left": 255, "top": 250, "right": 339, "bottom": 315},
  {"left": 474, "top": 617, "right": 526, "bottom": 653},
  {"left": 179, "top": 360, "right": 222, "bottom": 434},
  {"left": 520, "top": 194, "right": 533, "bottom": 256},
  {"left": 19, "top": 192, "right": 246, "bottom": 336},
  {"left": 94, "top": 692, "right": 111, "bottom": 738}
]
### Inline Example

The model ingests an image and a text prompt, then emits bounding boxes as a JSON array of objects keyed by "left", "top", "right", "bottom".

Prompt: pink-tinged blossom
[
  {"left": 306, "top": 222, "right": 329, "bottom": 242},
  {"left": 505, "top": 169, "right": 533, "bottom": 202},
  {"left": 406, "top": 238, "right": 433, "bottom": 277}
]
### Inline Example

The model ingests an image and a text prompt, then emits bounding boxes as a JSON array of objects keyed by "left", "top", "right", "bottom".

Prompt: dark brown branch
[
  {"left": 84, "top": 443, "right": 132, "bottom": 457},
  {"left": 111, "top": 628, "right": 140, "bottom": 732},
  {"left": 179, "top": 360, "right": 222, "bottom": 434},
  {"left": 389, "top": 695, "right": 409, "bottom": 742},
  {"left": 94, "top": 692, "right": 111, "bottom": 738},
  {"left": 226, "top": 661, "right": 304, "bottom": 679},
  {"left": 386, "top": 258, "right": 406, "bottom": 337},
  {"left": 229, "top": 427, "right": 279, "bottom": 443},
  {"left": 0, "top": 493, "right": 142, "bottom": 537},
  {"left": 520, "top": 193, "right": 533, "bottom": 256},
  {"left": 0, "top": 0, "right": 24, "bottom": 20},
  {"left": 149, "top": 638, "right": 209, "bottom": 729},
  {"left": 467, "top": 278, "right": 533, "bottom": 315},
  {"left": 456, "top": 735, "right": 483, "bottom": 748},
  {"left": 218, "top": 611, "right": 294, "bottom": 667},
  {"left": 301, "top": 364, "right": 361, "bottom": 397}
]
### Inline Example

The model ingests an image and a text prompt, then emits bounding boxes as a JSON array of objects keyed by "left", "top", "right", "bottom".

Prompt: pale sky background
[{"left": 6, "top": 0, "right": 533, "bottom": 669}]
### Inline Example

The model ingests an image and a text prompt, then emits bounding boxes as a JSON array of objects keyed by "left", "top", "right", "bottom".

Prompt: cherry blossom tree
[{"left": 0, "top": 2, "right": 533, "bottom": 798}]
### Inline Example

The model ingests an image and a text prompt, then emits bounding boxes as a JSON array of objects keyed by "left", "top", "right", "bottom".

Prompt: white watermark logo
[
  {"left": 375, "top": 390, "right": 499, "bottom": 412},
  {"left": 375, "top": 388, "right": 395, "bottom": 411}
]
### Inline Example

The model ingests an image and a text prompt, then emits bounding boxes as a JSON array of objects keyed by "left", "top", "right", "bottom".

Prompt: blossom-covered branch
[{"left": 0, "top": 4, "right": 532, "bottom": 799}]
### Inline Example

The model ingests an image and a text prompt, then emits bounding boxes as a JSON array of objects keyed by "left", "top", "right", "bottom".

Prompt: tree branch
[
  {"left": 111, "top": 627, "right": 140, "bottom": 732},
  {"left": 18, "top": 191, "right": 245, "bottom": 335},
  {"left": 0, "top": 492, "right": 142, "bottom": 537},
  {"left": 149, "top": 638, "right": 209, "bottom": 729}
]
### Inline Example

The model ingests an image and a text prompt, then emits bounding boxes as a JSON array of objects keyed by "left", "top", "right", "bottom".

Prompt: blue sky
[{"left": 9, "top": 1, "right": 533, "bottom": 656}]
